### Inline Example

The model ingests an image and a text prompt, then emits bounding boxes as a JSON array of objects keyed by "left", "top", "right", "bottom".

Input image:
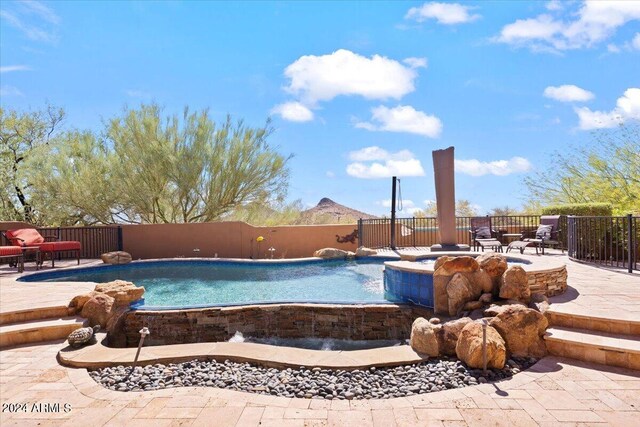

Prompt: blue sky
[{"left": 1, "top": 1, "right": 639, "bottom": 217}]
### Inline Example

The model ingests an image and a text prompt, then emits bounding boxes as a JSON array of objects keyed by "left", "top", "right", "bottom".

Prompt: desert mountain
[{"left": 300, "top": 198, "right": 378, "bottom": 224}]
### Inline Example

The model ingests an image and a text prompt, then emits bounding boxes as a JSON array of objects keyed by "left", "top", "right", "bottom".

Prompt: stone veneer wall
[
  {"left": 527, "top": 266, "right": 567, "bottom": 297},
  {"left": 117, "top": 304, "right": 433, "bottom": 348}
]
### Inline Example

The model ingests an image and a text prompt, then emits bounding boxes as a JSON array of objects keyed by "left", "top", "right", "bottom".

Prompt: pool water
[
  {"left": 28, "top": 259, "right": 391, "bottom": 308},
  {"left": 228, "top": 332, "right": 405, "bottom": 351}
]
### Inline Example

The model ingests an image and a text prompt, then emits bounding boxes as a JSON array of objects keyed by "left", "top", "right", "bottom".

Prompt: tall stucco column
[{"left": 431, "top": 147, "right": 469, "bottom": 251}]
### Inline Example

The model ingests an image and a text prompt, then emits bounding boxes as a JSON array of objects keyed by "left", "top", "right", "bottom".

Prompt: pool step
[
  {"left": 544, "top": 326, "right": 640, "bottom": 370},
  {"left": 0, "top": 305, "right": 74, "bottom": 326},
  {"left": 0, "top": 316, "right": 87, "bottom": 348},
  {"left": 547, "top": 307, "right": 640, "bottom": 335}
]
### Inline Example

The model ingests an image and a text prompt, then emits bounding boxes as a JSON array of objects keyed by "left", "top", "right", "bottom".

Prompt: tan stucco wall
[{"left": 121, "top": 222, "right": 359, "bottom": 260}]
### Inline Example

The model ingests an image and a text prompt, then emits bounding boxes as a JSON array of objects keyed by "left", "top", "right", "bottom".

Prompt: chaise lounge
[
  {"left": 506, "top": 215, "right": 563, "bottom": 255},
  {"left": 3, "top": 228, "right": 81, "bottom": 268},
  {"left": 0, "top": 246, "right": 25, "bottom": 273}
]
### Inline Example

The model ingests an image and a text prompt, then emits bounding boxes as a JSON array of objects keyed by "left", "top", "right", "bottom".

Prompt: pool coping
[{"left": 58, "top": 333, "right": 428, "bottom": 370}]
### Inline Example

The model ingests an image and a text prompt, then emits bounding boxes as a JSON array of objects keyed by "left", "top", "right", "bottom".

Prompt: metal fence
[
  {"left": 358, "top": 215, "right": 543, "bottom": 249},
  {"left": 1, "top": 225, "right": 122, "bottom": 259},
  {"left": 567, "top": 215, "right": 639, "bottom": 273}
]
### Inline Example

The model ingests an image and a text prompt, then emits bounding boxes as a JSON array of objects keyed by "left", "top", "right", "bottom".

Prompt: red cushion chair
[
  {"left": 4, "top": 228, "right": 81, "bottom": 268},
  {"left": 0, "top": 246, "right": 25, "bottom": 272}
]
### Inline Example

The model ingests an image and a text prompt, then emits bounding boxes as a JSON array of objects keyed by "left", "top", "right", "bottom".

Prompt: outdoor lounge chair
[
  {"left": 0, "top": 246, "right": 25, "bottom": 272},
  {"left": 3, "top": 228, "right": 81, "bottom": 268},
  {"left": 469, "top": 216, "right": 501, "bottom": 251},
  {"left": 506, "top": 215, "right": 563, "bottom": 255}
]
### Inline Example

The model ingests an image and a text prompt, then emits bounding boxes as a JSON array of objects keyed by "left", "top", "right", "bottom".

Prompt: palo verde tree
[
  {"left": 24, "top": 103, "right": 292, "bottom": 225},
  {"left": 524, "top": 123, "right": 640, "bottom": 215},
  {"left": 0, "top": 105, "right": 65, "bottom": 224}
]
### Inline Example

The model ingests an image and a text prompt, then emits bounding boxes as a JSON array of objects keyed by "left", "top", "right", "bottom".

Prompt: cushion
[
  {"left": 475, "top": 226, "right": 492, "bottom": 239},
  {"left": 39, "top": 241, "right": 81, "bottom": 252},
  {"left": 0, "top": 246, "right": 22, "bottom": 256},
  {"left": 535, "top": 224, "right": 553, "bottom": 240},
  {"left": 5, "top": 229, "right": 44, "bottom": 246}
]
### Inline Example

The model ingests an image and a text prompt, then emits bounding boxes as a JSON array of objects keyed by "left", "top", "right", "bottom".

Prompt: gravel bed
[{"left": 89, "top": 356, "right": 537, "bottom": 399}]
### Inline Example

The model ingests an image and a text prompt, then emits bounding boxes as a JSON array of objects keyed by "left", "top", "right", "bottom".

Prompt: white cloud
[
  {"left": 0, "top": 85, "right": 24, "bottom": 97},
  {"left": 495, "top": 1, "right": 640, "bottom": 52},
  {"left": 543, "top": 85, "right": 595, "bottom": 102},
  {"left": 633, "top": 33, "right": 640, "bottom": 50},
  {"left": 271, "top": 101, "right": 314, "bottom": 122},
  {"left": 455, "top": 157, "right": 532, "bottom": 176},
  {"left": 403, "top": 57, "right": 428, "bottom": 69},
  {"left": 125, "top": 89, "right": 151, "bottom": 98},
  {"left": 355, "top": 105, "right": 442, "bottom": 138},
  {"left": 0, "top": 2, "right": 60, "bottom": 45},
  {"left": 0, "top": 65, "right": 31, "bottom": 73},
  {"left": 405, "top": 2, "right": 481, "bottom": 25},
  {"left": 346, "top": 147, "right": 425, "bottom": 179},
  {"left": 326, "top": 171, "right": 335, "bottom": 178},
  {"left": 283, "top": 49, "right": 420, "bottom": 105},
  {"left": 545, "top": 1, "right": 563, "bottom": 11},
  {"left": 607, "top": 43, "right": 621, "bottom": 53},
  {"left": 575, "top": 88, "right": 640, "bottom": 130}
]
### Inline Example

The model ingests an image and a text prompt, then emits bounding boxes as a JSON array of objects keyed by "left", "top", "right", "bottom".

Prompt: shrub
[{"left": 541, "top": 203, "right": 613, "bottom": 217}]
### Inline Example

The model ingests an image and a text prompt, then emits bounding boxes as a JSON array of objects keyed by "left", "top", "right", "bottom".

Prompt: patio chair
[
  {"left": 0, "top": 246, "right": 24, "bottom": 273},
  {"left": 3, "top": 228, "right": 81, "bottom": 268},
  {"left": 469, "top": 216, "right": 501, "bottom": 251},
  {"left": 506, "top": 215, "right": 563, "bottom": 255}
]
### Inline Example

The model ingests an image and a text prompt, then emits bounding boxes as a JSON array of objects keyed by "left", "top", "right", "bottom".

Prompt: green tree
[
  {"left": 488, "top": 206, "right": 520, "bottom": 216},
  {"left": 414, "top": 199, "right": 478, "bottom": 217},
  {"left": 524, "top": 124, "right": 640, "bottom": 215},
  {"left": 21, "top": 103, "right": 292, "bottom": 225},
  {"left": 0, "top": 105, "right": 65, "bottom": 223}
]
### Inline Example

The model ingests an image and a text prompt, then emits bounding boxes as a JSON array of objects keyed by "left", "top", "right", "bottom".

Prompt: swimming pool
[{"left": 21, "top": 258, "right": 397, "bottom": 308}]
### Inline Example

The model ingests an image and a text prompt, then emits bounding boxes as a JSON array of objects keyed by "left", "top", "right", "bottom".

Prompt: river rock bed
[{"left": 89, "top": 356, "right": 537, "bottom": 399}]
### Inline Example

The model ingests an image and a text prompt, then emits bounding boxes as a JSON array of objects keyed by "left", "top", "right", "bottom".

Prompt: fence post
[
  {"left": 117, "top": 226, "right": 124, "bottom": 251},
  {"left": 357, "top": 219, "right": 363, "bottom": 249},
  {"left": 390, "top": 176, "right": 397, "bottom": 250},
  {"left": 628, "top": 214, "right": 633, "bottom": 274}
]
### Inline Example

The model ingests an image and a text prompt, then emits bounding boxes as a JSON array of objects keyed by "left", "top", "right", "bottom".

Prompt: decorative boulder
[
  {"left": 446, "top": 273, "right": 475, "bottom": 316},
  {"left": 470, "top": 269, "right": 494, "bottom": 295},
  {"left": 499, "top": 266, "right": 531, "bottom": 304},
  {"left": 436, "top": 256, "right": 479, "bottom": 276},
  {"left": 80, "top": 294, "right": 115, "bottom": 327},
  {"left": 463, "top": 300, "right": 484, "bottom": 311},
  {"left": 476, "top": 253, "right": 508, "bottom": 279},
  {"left": 355, "top": 247, "right": 377, "bottom": 257},
  {"left": 439, "top": 317, "right": 472, "bottom": 356},
  {"left": 484, "top": 301, "right": 525, "bottom": 317},
  {"left": 94, "top": 280, "right": 145, "bottom": 305},
  {"left": 529, "top": 293, "right": 550, "bottom": 314},
  {"left": 489, "top": 304, "right": 548, "bottom": 358},
  {"left": 429, "top": 317, "right": 441, "bottom": 325},
  {"left": 433, "top": 256, "right": 455, "bottom": 272},
  {"left": 479, "top": 293, "right": 493, "bottom": 304},
  {"left": 410, "top": 317, "right": 441, "bottom": 357},
  {"left": 69, "top": 291, "right": 100, "bottom": 312},
  {"left": 67, "top": 325, "right": 100, "bottom": 348},
  {"left": 456, "top": 321, "right": 506, "bottom": 369},
  {"left": 313, "top": 248, "right": 351, "bottom": 259},
  {"left": 101, "top": 251, "right": 132, "bottom": 265}
]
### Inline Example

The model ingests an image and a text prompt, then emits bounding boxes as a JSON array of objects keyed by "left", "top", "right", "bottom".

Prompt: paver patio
[{"left": 1, "top": 252, "right": 639, "bottom": 426}]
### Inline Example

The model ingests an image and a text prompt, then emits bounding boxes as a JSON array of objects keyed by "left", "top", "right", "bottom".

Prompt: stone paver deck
[
  {"left": 1, "top": 339, "right": 639, "bottom": 426},
  {"left": 1, "top": 251, "right": 639, "bottom": 425}
]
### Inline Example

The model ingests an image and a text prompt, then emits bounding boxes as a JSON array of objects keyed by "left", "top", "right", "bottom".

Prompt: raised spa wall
[{"left": 114, "top": 304, "right": 433, "bottom": 348}]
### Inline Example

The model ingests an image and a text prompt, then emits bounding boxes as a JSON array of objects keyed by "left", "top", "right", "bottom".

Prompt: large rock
[
  {"left": 313, "top": 248, "right": 352, "bottom": 259},
  {"left": 355, "top": 247, "right": 377, "bottom": 257},
  {"left": 80, "top": 294, "right": 115, "bottom": 327},
  {"left": 68, "top": 291, "right": 100, "bottom": 312},
  {"left": 456, "top": 321, "right": 506, "bottom": 369},
  {"left": 489, "top": 305, "right": 548, "bottom": 358},
  {"left": 439, "top": 317, "right": 472, "bottom": 356},
  {"left": 446, "top": 273, "right": 475, "bottom": 316},
  {"left": 529, "top": 293, "right": 550, "bottom": 314},
  {"left": 499, "top": 266, "right": 531, "bottom": 304},
  {"left": 476, "top": 253, "right": 508, "bottom": 278},
  {"left": 435, "top": 256, "right": 479, "bottom": 276},
  {"left": 470, "top": 269, "right": 493, "bottom": 295},
  {"left": 410, "top": 317, "right": 441, "bottom": 357},
  {"left": 484, "top": 301, "right": 526, "bottom": 317},
  {"left": 101, "top": 251, "right": 132, "bottom": 265},
  {"left": 94, "top": 280, "right": 145, "bottom": 305},
  {"left": 433, "top": 256, "right": 455, "bottom": 272}
]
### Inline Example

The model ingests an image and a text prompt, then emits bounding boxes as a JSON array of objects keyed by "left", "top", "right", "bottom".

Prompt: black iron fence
[
  {"left": 567, "top": 215, "right": 638, "bottom": 273},
  {"left": 1, "top": 225, "right": 122, "bottom": 259},
  {"left": 358, "top": 215, "right": 543, "bottom": 249}
]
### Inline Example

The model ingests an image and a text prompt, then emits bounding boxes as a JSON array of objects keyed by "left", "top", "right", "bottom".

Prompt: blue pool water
[{"left": 21, "top": 259, "right": 395, "bottom": 308}]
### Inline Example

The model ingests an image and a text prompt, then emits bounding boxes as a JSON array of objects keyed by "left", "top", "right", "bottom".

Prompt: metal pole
[
  {"left": 358, "top": 219, "right": 363, "bottom": 248},
  {"left": 628, "top": 214, "right": 633, "bottom": 274},
  {"left": 117, "top": 226, "right": 123, "bottom": 251},
  {"left": 391, "top": 176, "right": 397, "bottom": 250}
]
